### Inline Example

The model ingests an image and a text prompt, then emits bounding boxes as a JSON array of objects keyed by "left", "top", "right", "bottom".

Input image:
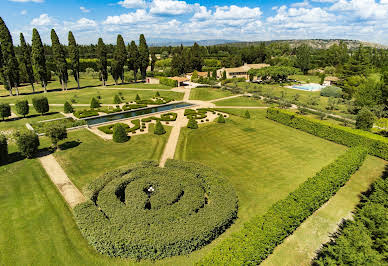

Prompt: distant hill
[{"left": 147, "top": 38, "right": 235, "bottom": 47}]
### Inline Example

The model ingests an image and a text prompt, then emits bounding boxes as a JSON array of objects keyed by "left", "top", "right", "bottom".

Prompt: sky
[{"left": 1, "top": 0, "right": 388, "bottom": 45}]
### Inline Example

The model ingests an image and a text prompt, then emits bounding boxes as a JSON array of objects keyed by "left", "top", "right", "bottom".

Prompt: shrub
[
  {"left": 15, "top": 100, "right": 29, "bottom": 117},
  {"left": 356, "top": 107, "right": 374, "bottom": 131},
  {"left": 45, "top": 124, "right": 67, "bottom": 149},
  {"left": 32, "top": 97, "right": 49, "bottom": 115},
  {"left": 74, "top": 160, "right": 238, "bottom": 259},
  {"left": 135, "top": 94, "right": 141, "bottom": 101},
  {"left": 0, "top": 134, "right": 8, "bottom": 165},
  {"left": 199, "top": 147, "right": 367, "bottom": 265},
  {"left": 141, "top": 113, "right": 177, "bottom": 123},
  {"left": 112, "top": 124, "right": 129, "bottom": 143},
  {"left": 0, "top": 103, "right": 11, "bottom": 120},
  {"left": 90, "top": 97, "right": 101, "bottom": 109},
  {"left": 113, "top": 94, "right": 121, "bottom": 104},
  {"left": 64, "top": 101, "right": 73, "bottom": 114},
  {"left": 154, "top": 121, "right": 166, "bottom": 135},
  {"left": 266, "top": 108, "right": 388, "bottom": 160},
  {"left": 31, "top": 118, "right": 86, "bottom": 134},
  {"left": 122, "top": 104, "right": 147, "bottom": 111},
  {"left": 244, "top": 110, "right": 251, "bottom": 119},
  {"left": 187, "top": 118, "right": 198, "bottom": 129},
  {"left": 158, "top": 76, "right": 178, "bottom": 87},
  {"left": 73, "top": 109, "right": 99, "bottom": 119},
  {"left": 320, "top": 86, "right": 342, "bottom": 98},
  {"left": 14, "top": 130, "right": 40, "bottom": 158},
  {"left": 217, "top": 114, "right": 225, "bottom": 123},
  {"left": 155, "top": 91, "right": 160, "bottom": 97}
]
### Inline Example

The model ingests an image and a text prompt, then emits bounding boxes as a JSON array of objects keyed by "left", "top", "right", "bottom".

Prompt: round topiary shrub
[
  {"left": 75, "top": 160, "right": 238, "bottom": 260},
  {"left": 217, "top": 114, "right": 226, "bottom": 123},
  {"left": 112, "top": 124, "right": 129, "bottom": 143}
]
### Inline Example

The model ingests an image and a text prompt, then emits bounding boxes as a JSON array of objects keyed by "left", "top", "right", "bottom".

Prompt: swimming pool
[
  {"left": 83, "top": 102, "right": 193, "bottom": 126},
  {"left": 291, "top": 83, "right": 325, "bottom": 91}
]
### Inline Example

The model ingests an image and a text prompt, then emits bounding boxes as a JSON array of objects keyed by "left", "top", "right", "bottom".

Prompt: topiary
[
  {"left": 113, "top": 94, "right": 122, "bottom": 104},
  {"left": 154, "top": 120, "right": 166, "bottom": 135},
  {"left": 155, "top": 91, "right": 160, "bottom": 97},
  {"left": 244, "top": 110, "right": 250, "bottom": 119},
  {"left": 112, "top": 123, "right": 129, "bottom": 143},
  {"left": 0, "top": 134, "right": 8, "bottom": 165},
  {"left": 14, "top": 130, "right": 40, "bottom": 158},
  {"left": 0, "top": 103, "right": 11, "bottom": 120},
  {"left": 64, "top": 101, "right": 74, "bottom": 113},
  {"left": 356, "top": 107, "right": 375, "bottom": 131},
  {"left": 90, "top": 97, "right": 101, "bottom": 109},
  {"left": 15, "top": 100, "right": 29, "bottom": 118},
  {"left": 187, "top": 118, "right": 198, "bottom": 129},
  {"left": 32, "top": 97, "right": 49, "bottom": 115},
  {"left": 135, "top": 94, "right": 141, "bottom": 101},
  {"left": 45, "top": 124, "right": 67, "bottom": 149},
  {"left": 217, "top": 114, "right": 226, "bottom": 123}
]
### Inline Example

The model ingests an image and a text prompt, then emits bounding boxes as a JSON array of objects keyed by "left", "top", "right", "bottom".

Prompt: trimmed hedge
[
  {"left": 158, "top": 76, "right": 178, "bottom": 87},
  {"left": 73, "top": 109, "right": 99, "bottom": 119},
  {"left": 122, "top": 104, "right": 147, "bottom": 111},
  {"left": 199, "top": 146, "right": 368, "bottom": 265},
  {"left": 31, "top": 118, "right": 86, "bottom": 134},
  {"left": 141, "top": 112, "right": 177, "bottom": 123},
  {"left": 74, "top": 160, "right": 238, "bottom": 259},
  {"left": 184, "top": 109, "right": 209, "bottom": 120},
  {"left": 136, "top": 97, "right": 174, "bottom": 105},
  {"left": 266, "top": 108, "right": 388, "bottom": 160},
  {"left": 98, "top": 120, "right": 140, "bottom": 134}
]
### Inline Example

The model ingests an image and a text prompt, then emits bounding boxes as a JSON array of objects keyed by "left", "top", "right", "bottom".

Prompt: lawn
[
  {"left": 214, "top": 96, "right": 271, "bottom": 107},
  {"left": 105, "top": 83, "right": 173, "bottom": 90},
  {"left": 54, "top": 125, "right": 171, "bottom": 189},
  {"left": 289, "top": 74, "right": 322, "bottom": 84},
  {"left": 189, "top": 87, "right": 233, "bottom": 101}
]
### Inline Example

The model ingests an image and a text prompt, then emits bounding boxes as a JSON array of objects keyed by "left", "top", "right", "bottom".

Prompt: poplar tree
[
  {"left": 51, "top": 29, "right": 68, "bottom": 90},
  {"left": 19, "top": 33, "right": 35, "bottom": 92},
  {"left": 111, "top": 35, "right": 126, "bottom": 85},
  {"left": 31, "top": 28, "right": 48, "bottom": 93},
  {"left": 68, "top": 31, "right": 80, "bottom": 89},
  {"left": 97, "top": 38, "right": 108, "bottom": 86},
  {"left": 0, "top": 17, "right": 19, "bottom": 95},
  {"left": 138, "top": 34, "right": 149, "bottom": 80},
  {"left": 128, "top": 41, "right": 139, "bottom": 82}
]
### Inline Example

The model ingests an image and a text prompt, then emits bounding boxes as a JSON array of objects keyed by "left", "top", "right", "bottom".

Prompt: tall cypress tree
[
  {"left": 190, "top": 42, "right": 203, "bottom": 71},
  {"left": 151, "top": 52, "right": 157, "bottom": 72},
  {"left": 116, "top": 34, "right": 126, "bottom": 83},
  {"left": 31, "top": 28, "right": 48, "bottom": 93},
  {"left": 0, "top": 45, "right": 5, "bottom": 92},
  {"left": 51, "top": 29, "right": 68, "bottom": 90},
  {"left": 19, "top": 33, "right": 35, "bottom": 92},
  {"left": 68, "top": 31, "right": 80, "bottom": 89},
  {"left": 138, "top": 34, "right": 149, "bottom": 80},
  {"left": 0, "top": 17, "right": 19, "bottom": 96},
  {"left": 97, "top": 38, "right": 108, "bottom": 86},
  {"left": 128, "top": 40, "right": 139, "bottom": 82}
]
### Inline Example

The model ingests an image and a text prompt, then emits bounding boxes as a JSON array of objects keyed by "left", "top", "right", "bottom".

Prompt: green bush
[
  {"left": 32, "top": 97, "right": 49, "bottom": 115},
  {"left": 73, "top": 109, "right": 99, "bottom": 119},
  {"left": 244, "top": 110, "right": 251, "bottom": 119},
  {"left": 90, "top": 97, "right": 101, "bottom": 109},
  {"left": 320, "top": 86, "right": 342, "bottom": 98},
  {"left": 0, "top": 134, "right": 8, "bottom": 165},
  {"left": 184, "top": 109, "right": 208, "bottom": 120},
  {"left": 356, "top": 107, "right": 374, "bottom": 131},
  {"left": 158, "top": 76, "right": 178, "bottom": 87},
  {"left": 15, "top": 100, "right": 29, "bottom": 117},
  {"left": 155, "top": 91, "right": 160, "bottom": 97},
  {"left": 113, "top": 94, "right": 122, "bottom": 104},
  {"left": 187, "top": 118, "right": 198, "bottom": 129},
  {"left": 217, "top": 114, "right": 225, "bottom": 123},
  {"left": 98, "top": 120, "right": 140, "bottom": 134},
  {"left": 199, "top": 147, "right": 367, "bottom": 265},
  {"left": 74, "top": 160, "right": 238, "bottom": 259},
  {"left": 154, "top": 121, "right": 166, "bottom": 135},
  {"left": 266, "top": 108, "right": 388, "bottom": 160},
  {"left": 135, "top": 94, "right": 141, "bottom": 101},
  {"left": 122, "top": 104, "right": 147, "bottom": 111},
  {"left": 0, "top": 103, "right": 11, "bottom": 120},
  {"left": 112, "top": 124, "right": 129, "bottom": 143},
  {"left": 64, "top": 101, "right": 73, "bottom": 114},
  {"left": 14, "top": 130, "right": 40, "bottom": 158},
  {"left": 45, "top": 124, "right": 67, "bottom": 149},
  {"left": 31, "top": 118, "right": 86, "bottom": 134},
  {"left": 141, "top": 113, "right": 177, "bottom": 123}
]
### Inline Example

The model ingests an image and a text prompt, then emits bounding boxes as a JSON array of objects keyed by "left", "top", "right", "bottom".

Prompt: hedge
[
  {"left": 158, "top": 76, "right": 178, "bottom": 87},
  {"left": 98, "top": 120, "right": 140, "bottom": 134},
  {"left": 31, "top": 118, "right": 86, "bottom": 134},
  {"left": 184, "top": 109, "right": 209, "bottom": 120},
  {"left": 266, "top": 108, "right": 388, "bottom": 160},
  {"left": 136, "top": 97, "right": 174, "bottom": 105},
  {"left": 122, "top": 104, "right": 147, "bottom": 111},
  {"left": 199, "top": 146, "right": 368, "bottom": 265},
  {"left": 141, "top": 112, "right": 177, "bottom": 123},
  {"left": 73, "top": 109, "right": 99, "bottom": 119},
  {"left": 74, "top": 160, "right": 238, "bottom": 260}
]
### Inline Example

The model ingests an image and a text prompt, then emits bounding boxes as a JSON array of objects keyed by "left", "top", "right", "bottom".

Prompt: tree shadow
[
  {"left": 58, "top": 140, "right": 81, "bottom": 151},
  {"left": 5, "top": 152, "right": 25, "bottom": 165},
  {"left": 1, "top": 112, "right": 61, "bottom": 123}
]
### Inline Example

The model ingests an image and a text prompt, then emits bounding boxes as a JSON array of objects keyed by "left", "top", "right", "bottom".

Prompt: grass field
[
  {"left": 189, "top": 87, "right": 233, "bottom": 101},
  {"left": 214, "top": 96, "right": 271, "bottom": 107}
]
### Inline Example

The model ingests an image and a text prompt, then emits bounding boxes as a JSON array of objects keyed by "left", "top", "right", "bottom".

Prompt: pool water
[
  {"left": 291, "top": 83, "right": 325, "bottom": 91},
  {"left": 83, "top": 102, "right": 193, "bottom": 126}
]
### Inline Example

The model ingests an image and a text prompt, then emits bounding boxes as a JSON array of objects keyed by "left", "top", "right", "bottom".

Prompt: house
[
  {"left": 217, "top": 63, "right": 270, "bottom": 80},
  {"left": 170, "top": 77, "right": 189, "bottom": 87},
  {"left": 323, "top": 76, "right": 339, "bottom": 86},
  {"left": 146, "top": 77, "right": 160, "bottom": 84}
]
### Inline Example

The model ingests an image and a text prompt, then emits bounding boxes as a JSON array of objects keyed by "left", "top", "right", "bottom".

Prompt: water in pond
[{"left": 83, "top": 102, "right": 193, "bottom": 126}]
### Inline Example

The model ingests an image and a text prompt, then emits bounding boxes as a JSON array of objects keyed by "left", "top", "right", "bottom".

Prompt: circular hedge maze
[{"left": 74, "top": 160, "right": 238, "bottom": 260}]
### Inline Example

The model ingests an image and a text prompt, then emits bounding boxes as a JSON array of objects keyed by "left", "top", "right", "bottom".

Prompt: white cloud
[
  {"left": 30, "top": 14, "right": 54, "bottom": 26},
  {"left": 9, "top": 0, "right": 43, "bottom": 2},
  {"left": 64, "top": 18, "right": 97, "bottom": 30},
  {"left": 150, "top": 0, "right": 191, "bottom": 15},
  {"left": 103, "top": 9, "right": 155, "bottom": 24},
  {"left": 80, "top": 6, "right": 90, "bottom": 13},
  {"left": 20, "top": 9, "right": 27, "bottom": 15},
  {"left": 213, "top": 5, "right": 262, "bottom": 20},
  {"left": 118, "top": 0, "right": 146, "bottom": 8},
  {"left": 291, "top": 0, "right": 312, "bottom": 8},
  {"left": 329, "top": 0, "right": 388, "bottom": 20}
]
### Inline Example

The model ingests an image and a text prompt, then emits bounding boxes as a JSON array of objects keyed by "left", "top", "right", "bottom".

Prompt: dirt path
[{"left": 39, "top": 154, "right": 86, "bottom": 208}]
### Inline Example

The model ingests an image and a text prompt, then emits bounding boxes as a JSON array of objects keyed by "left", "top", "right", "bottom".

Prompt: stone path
[{"left": 39, "top": 154, "right": 86, "bottom": 208}]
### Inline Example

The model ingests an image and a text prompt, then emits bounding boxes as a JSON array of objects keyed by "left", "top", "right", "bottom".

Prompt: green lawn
[
  {"left": 262, "top": 155, "right": 386, "bottom": 266},
  {"left": 54, "top": 126, "right": 171, "bottom": 189},
  {"left": 189, "top": 87, "right": 233, "bottom": 101},
  {"left": 289, "top": 74, "right": 321, "bottom": 84},
  {"left": 105, "top": 83, "right": 172, "bottom": 90},
  {"left": 214, "top": 96, "right": 271, "bottom": 107}
]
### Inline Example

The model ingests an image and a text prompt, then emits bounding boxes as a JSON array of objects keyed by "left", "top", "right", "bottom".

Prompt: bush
[
  {"left": 0, "top": 134, "right": 8, "bottom": 165},
  {"left": 320, "top": 86, "right": 343, "bottom": 98},
  {"left": 14, "top": 130, "right": 40, "bottom": 158},
  {"left": 45, "top": 124, "right": 67, "bottom": 149},
  {"left": 98, "top": 120, "right": 140, "bottom": 134},
  {"left": 135, "top": 94, "right": 141, "bottom": 101},
  {"left": 73, "top": 109, "right": 99, "bottom": 119},
  {"left": 244, "top": 110, "right": 250, "bottom": 119},
  {"left": 154, "top": 121, "right": 166, "bottom": 135},
  {"left": 187, "top": 118, "right": 198, "bottom": 129},
  {"left": 74, "top": 160, "right": 238, "bottom": 259},
  {"left": 32, "top": 97, "right": 49, "bottom": 115},
  {"left": 158, "top": 76, "right": 178, "bottom": 87},
  {"left": 0, "top": 103, "right": 11, "bottom": 120},
  {"left": 356, "top": 107, "right": 374, "bottom": 131},
  {"left": 64, "top": 101, "right": 73, "bottom": 114},
  {"left": 90, "top": 97, "right": 101, "bottom": 109},
  {"left": 266, "top": 108, "right": 388, "bottom": 160},
  {"left": 122, "top": 104, "right": 147, "bottom": 111},
  {"left": 112, "top": 124, "right": 129, "bottom": 143},
  {"left": 141, "top": 113, "right": 177, "bottom": 123},
  {"left": 217, "top": 114, "right": 225, "bottom": 123},
  {"left": 113, "top": 94, "right": 122, "bottom": 104},
  {"left": 184, "top": 109, "right": 208, "bottom": 120},
  {"left": 15, "top": 100, "right": 29, "bottom": 117},
  {"left": 31, "top": 118, "right": 86, "bottom": 134},
  {"left": 155, "top": 91, "right": 160, "bottom": 97},
  {"left": 200, "top": 147, "right": 367, "bottom": 265}
]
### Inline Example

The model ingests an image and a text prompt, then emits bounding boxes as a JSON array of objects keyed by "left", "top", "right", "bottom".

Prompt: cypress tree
[
  {"left": 151, "top": 52, "right": 157, "bottom": 71},
  {"left": 217, "top": 114, "right": 226, "bottom": 123},
  {"left": 51, "top": 29, "right": 68, "bottom": 90},
  {"left": 117, "top": 35, "right": 126, "bottom": 83},
  {"left": 128, "top": 41, "right": 139, "bottom": 82},
  {"left": 97, "top": 38, "right": 108, "bottom": 86},
  {"left": 0, "top": 17, "right": 19, "bottom": 96},
  {"left": 154, "top": 120, "right": 166, "bottom": 135},
  {"left": 138, "top": 34, "right": 149, "bottom": 80},
  {"left": 244, "top": 110, "right": 250, "bottom": 119},
  {"left": 68, "top": 31, "right": 80, "bottom": 89},
  {"left": 15, "top": 100, "right": 29, "bottom": 117},
  {"left": 113, "top": 123, "right": 129, "bottom": 143},
  {"left": 0, "top": 45, "right": 5, "bottom": 92},
  {"left": 90, "top": 97, "right": 100, "bottom": 108},
  {"left": 191, "top": 42, "right": 203, "bottom": 71},
  {"left": 111, "top": 60, "right": 120, "bottom": 85},
  {"left": 19, "top": 33, "right": 35, "bottom": 92},
  {"left": 64, "top": 101, "right": 73, "bottom": 113},
  {"left": 31, "top": 28, "right": 48, "bottom": 93},
  {"left": 113, "top": 94, "right": 121, "bottom": 104}
]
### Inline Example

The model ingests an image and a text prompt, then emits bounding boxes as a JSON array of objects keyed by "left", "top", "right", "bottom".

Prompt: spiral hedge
[{"left": 74, "top": 160, "right": 238, "bottom": 260}]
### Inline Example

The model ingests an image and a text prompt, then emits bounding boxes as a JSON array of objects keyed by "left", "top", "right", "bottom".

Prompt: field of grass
[
  {"left": 54, "top": 126, "right": 170, "bottom": 189},
  {"left": 289, "top": 74, "right": 322, "bottom": 84},
  {"left": 106, "top": 83, "right": 172, "bottom": 90},
  {"left": 189, "top": 87, "right": 233, "bottom": 101},
  {"left": 214, "top": 96, "right": 270, "bottom": 107}
]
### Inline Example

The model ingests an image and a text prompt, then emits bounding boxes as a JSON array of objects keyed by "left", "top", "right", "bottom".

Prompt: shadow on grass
[
  {"left": 58, "top": 140, "right": 81, "bottom": 151},
  {"left": 0, "top": 112, "right": 60, "bottom": 123}
]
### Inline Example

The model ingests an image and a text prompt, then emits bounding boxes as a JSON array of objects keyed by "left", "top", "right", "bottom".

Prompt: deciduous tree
[{"left": 15, "top": 100, "right": 29, "bottom": 117}]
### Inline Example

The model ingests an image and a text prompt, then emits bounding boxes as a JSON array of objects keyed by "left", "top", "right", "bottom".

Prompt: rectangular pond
[{"left": 83, "top": 102, "right": 194, "bottom": 126}]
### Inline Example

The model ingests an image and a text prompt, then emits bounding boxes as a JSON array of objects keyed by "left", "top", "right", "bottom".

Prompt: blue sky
[{"left": 2, "top": 0, "right": 388, "bottom": 45}]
